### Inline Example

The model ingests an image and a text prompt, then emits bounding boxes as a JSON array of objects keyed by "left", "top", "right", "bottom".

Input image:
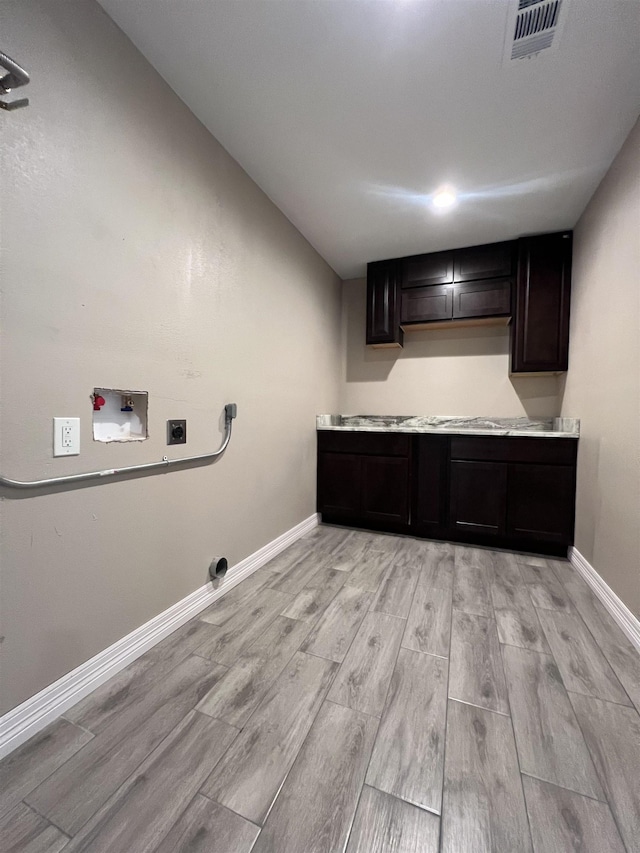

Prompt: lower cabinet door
[
  {"left": 414, "top": 435, "right": 448, "bottom": 535},
  {"left": 449, "top": 460, "right": 507, "bottom": 536},
  {"left": 507, "top": 463, "right": 575, "bottom": 544},
  {"left": 317, "top": 452, "right": 361, "bottom": 518},
  {"left": 361, "top": 456, "right": 410, "bottom": 524}
]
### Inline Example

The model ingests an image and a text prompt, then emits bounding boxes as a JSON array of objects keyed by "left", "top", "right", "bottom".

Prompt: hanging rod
[
  {"left": 0, "top": 49, "right": 30, "bottom": 111},
  {"left": 0, "top": 404, "right": 237, "bottom": 491}
]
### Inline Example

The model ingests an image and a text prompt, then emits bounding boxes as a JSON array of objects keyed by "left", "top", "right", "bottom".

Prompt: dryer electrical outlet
[{"left": 53, "top": 417, "right": 80, "bottom": 456}]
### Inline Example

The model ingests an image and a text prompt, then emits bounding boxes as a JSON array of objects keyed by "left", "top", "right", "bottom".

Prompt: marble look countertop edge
[{"left": 316, "top": 425, "right": 579, "bottom": 438}]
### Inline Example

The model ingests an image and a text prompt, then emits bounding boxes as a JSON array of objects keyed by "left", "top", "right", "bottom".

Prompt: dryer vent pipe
[{"left": 209, "top": 556, "right": 228, "bottom": 580}]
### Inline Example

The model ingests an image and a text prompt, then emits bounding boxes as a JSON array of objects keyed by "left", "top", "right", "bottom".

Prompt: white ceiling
[{"left": 99, "top": 0, "right": 640, "bottom": 279}]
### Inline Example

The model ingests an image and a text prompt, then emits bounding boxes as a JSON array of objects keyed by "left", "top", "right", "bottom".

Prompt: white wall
[
  {"left": 560, "top": 118, "right": 640, "bottom": 617},
  {"left": 0, "top": 0, "right": 341, "bottom": 713},
  {"left": 340, "top": 280, "right": 561, "bottom": 417}
]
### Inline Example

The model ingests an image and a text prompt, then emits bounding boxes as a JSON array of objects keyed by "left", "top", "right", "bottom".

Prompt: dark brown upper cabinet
[
  {"left": 401, "top": 285, "right": 453, "bottom": 325},
  {"left": 402, "top": 250, "right": 454, "bottom": 288},
  {"left": 452, "top": 279, "right": 511, "bottom": 319},
  {"left": 366, "top": 259, "right": 403, "bottom": 348},
  {"left": 511, "top": 232, "right": 572, "bottom": 374},
  {"left": 401, "top": 279, "right": 511, "bottom": 328},
  {"left": 453, "top": 241, "right": 515, "bottom": 282}
]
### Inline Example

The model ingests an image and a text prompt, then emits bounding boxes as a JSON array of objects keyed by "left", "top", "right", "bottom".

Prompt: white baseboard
[
  {"left": 569, "top": 546, "right": 640, "bottom": 652},
  {"left": 0, "top": 512, "right": 319, "bottom": 760}
]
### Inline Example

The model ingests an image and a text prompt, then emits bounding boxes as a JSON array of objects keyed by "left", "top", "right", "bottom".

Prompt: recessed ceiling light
[{"left": 432, "top": 187, "right": 457, "bottom": 210}]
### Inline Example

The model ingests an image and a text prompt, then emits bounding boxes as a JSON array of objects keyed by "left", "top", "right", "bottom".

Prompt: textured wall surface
[
  {"left": 0, "top": 0, "right": 341, "bottom": 712},
  {"left": 561, "top": 118, "right": 640, "bottom": 617},
  {"left": 340, "top": 280, "right": 561, "bottom": 417}
]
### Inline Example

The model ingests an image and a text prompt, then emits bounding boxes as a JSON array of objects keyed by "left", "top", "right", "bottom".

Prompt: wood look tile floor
[{"left": 2, "top": 526, "right": 639, "bottom": 852}]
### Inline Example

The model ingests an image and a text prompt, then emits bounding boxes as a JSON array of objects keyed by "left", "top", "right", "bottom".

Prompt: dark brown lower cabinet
[
  {"left": 449, "top": 460, "right": 507, "bottom": 536},
  {"left": 317, "top": 431, "right": 576, "bottom": 556},
  {"left": 361, "top": 456, "right": 409, "bottom": 524},
  {"left": 317, "top": 432, "right": 411, "bottom": 531},
  {"left": 507, "top": 463, "right": 575, "bottom": 544},
  {"left": 317, "top": 453, "right": 362, "bottom": 519},
  {"left": 414, "top": 435, "right": 448, "bottom": 537}
]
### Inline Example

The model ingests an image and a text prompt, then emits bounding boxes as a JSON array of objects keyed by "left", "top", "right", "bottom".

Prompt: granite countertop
[{"left": 316, "top": 415, "right": 580, "bottom": 438}]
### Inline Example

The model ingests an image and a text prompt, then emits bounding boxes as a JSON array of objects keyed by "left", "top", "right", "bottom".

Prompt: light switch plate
[{"left": 53, "top": 417, "right": 80, "bottom": 456}]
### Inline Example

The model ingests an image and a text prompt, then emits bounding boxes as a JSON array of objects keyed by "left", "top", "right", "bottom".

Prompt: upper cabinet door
[
  {"left": 402, "top": 250, "right": 454, "bottom": 288},
  {"left": 401, "top": 285, "right": 454, "bottom": 325},
  {"left": 366, "top": 259, "right": 403, "bottom": 348},
  {"left": 511, "top": 232, "right": 572, "bottom": 373},
  {"left": 452, "top": 279, "right": 511, "bottom": 320},
  {"left": 453, "top": 241, "right": 515, "bottom": 282}
]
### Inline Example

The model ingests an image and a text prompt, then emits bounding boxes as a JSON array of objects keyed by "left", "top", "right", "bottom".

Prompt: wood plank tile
[
  {"left": 368, "top": 534, "right": 404, "bottom": 554},
  {"left": 426, "top": 548, "right": 455, "bottom": 591},
  {"left": 344, "top": 549, "right": 390, "bottom": 592},
  {"left": 301, "top": 586, "right": 372, "bottom": 662},
  {"left": 196, "top": 589, "right": 293, "bottom": 665},
  {"left": 63, "top": 711, "right": 237, "bottom": 853},
  {"left": 455, "top": 545, "right": 496, "bottom": 572},
  {"left": 66, "top": 619, "right": 218, "bottom": 733},
  {"left": 453, "top": 559, "right": 492, "bottom": 617},
  {"left": 560, "top": 571, "right": 640, "bottom": 712},
  {"left": 366, "top": 648, "right": 447, "bottom": 813},
  {"left": 26, "top": 655, "right": 228, "bottom": 836},
  {"left": 500, "top": 645, "right": 604, "bottom": 800},
  {"left": 202, "top": 651, "right": 337, "bottom": 824},
  {"left": 494, "top": 607, "right": 551, "bottom": 654},
  {"left": 491, "top": 568, "right": 535, "bottom": 612},
  {"left": 514, "top": 554, "right": 549, "bottom": 568},
  {"left": 345, "top": 785, "right": 440, "bottom": 853},
  {"left": 251, "top": 701, "right": 377, "bottom": 853},
  {"left": 520, "top": 562, "right": 572, "bottom": 611},
  {"left": 371, "top": 562, "right": 421, "bottom": 618},
  {"left": 262, "top": 541, "right": 311, "bottom": 576},
  {"left": 403, "top": 584, "right": 452, "bottom": 658},
  {"left": 154, "top": 794, "right": 259, "bottom": 853},
  {"left": 199, "top": 569, "right": 277, "bottom": 624},
  {"left": 441, "top": 700, "right": 532, "bottom": 853},
  {"left": 196, "top": 616, "right": 310, "bottom": 727},
  {"left": 328, "top": 611, "right": 405, "bottom": 717},
  {"left": 537, "top": 609, "right": 631, "bottom": 705},
  {"left": 0, "top": 802, "right": 69, "bottom": 853},
  {"left": 325, "top": 533, "right": 369, "bottom": 566},
  {"left": 268, "top": 550, "right": 330, "bottom": 596},
  {"left": 449, "top": 611, "right": 509, "bottom": 714},
  {"left": 0, "top": 717, "right": 92, "bottom": 819},
  {"left": 570, "top": 693, "right": 640, "bottom": 853},
  {"left": 522, "top": 775, "right": 626, "bottom": 853},
  {"left": 281, "top": 566, "right": 347, "bottom": 624}
]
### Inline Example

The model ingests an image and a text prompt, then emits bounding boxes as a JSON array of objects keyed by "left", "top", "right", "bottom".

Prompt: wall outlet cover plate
[{"left": 167, "top": 419, "right": 187, "bottom": 445}]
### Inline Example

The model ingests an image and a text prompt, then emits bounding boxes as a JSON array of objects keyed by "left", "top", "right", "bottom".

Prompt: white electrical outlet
[{"left": 53, "top": 418, "right": 80, "bottom": 456}]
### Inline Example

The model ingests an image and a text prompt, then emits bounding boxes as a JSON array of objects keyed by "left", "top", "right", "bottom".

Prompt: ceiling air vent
[{"left": 503, "top": 0, "right": 570, "bottom": 63}]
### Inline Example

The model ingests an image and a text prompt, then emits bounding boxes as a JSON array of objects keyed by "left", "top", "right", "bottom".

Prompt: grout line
[
  {"left": 564, "top": 688, "right": 634, "bottom": 711},
  {"left": 59, "top": 716, "right": 95, "bottom": 739},
  {"left": 519, "top": 771, "right": 611, "bottom": 806},
  {"left": 438, "top": 563, "right": 456, "bottom": 853},
  {"left": 197, "top": 789, "right": 261, "bottom": 829},
  {"left": 364, "top": 781, "right": 442, "bottom": 817},
  {"left": 446, "top": 695, "right": 511, "bottom": 718},
  {"left": 20, "top": 799, "right": 71, "bottom": 839}
]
